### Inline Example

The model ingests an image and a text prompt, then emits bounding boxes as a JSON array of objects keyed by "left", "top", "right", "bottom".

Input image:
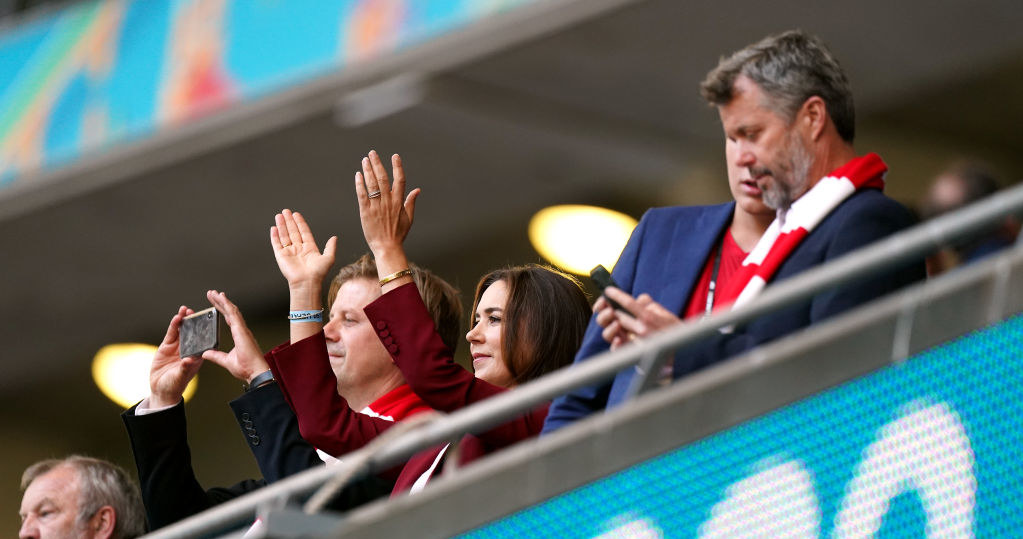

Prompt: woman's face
[{"left": 466, "top": 279, "right": 514, "bottom": 387}]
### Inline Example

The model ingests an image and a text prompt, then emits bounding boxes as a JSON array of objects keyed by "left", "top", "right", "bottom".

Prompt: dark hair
[
  {"left": 921, "top": 160, "right": 1001, "bottom": 219},
  {"left": 701, "top": 30, "right": 856, "bottom": 142},
  {"left": 22, "top": 456, "right": 146, "bottom": 539},
  {"left": 328, "top": 253, "right": 463, "bottom": 353},
  {"left": 472, "top": 265, "right": 591, "bottom": 386}
]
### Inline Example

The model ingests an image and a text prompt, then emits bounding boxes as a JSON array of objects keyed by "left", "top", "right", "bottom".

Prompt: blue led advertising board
[{"left": 463, "top": 315, "right": 1023, "bottom": 538}]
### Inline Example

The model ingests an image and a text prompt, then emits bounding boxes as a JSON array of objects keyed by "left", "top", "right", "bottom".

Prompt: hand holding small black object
[{"left": 589, "top": 265, "right": 634, "bottom": 316}]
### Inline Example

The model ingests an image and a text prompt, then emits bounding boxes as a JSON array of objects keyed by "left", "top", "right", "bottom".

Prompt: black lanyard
[{"left": 703, "top": 238, "right": 724, "bottom": 317}]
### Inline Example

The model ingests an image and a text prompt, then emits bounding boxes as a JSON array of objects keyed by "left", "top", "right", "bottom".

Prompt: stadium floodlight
[
  {"left": 93, "top": 343, "right": 197, "bottom": 408},
  {"left": 529, "top": 204, "right": 637, "bottom": 276}
]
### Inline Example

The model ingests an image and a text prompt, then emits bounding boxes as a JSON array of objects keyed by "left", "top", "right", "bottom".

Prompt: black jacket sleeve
[
  {"left": 121, "top": 401, "right": 265, "bottom": 531},
  {"left": 228, "top": 381, "right": 323, "bottom": 483}
]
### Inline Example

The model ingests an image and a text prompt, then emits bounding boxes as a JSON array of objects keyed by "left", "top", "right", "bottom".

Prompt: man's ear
[
  {"left": 799, "top": 96, "right": 828, "bottom": 141},
  {"left": 90, "top": 506, "right": 116, "bottom": 538}
]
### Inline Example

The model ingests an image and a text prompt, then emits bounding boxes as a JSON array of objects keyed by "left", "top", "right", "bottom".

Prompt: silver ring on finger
[{"left": 367, "top": 191, "right": 382, "bottom": 199}]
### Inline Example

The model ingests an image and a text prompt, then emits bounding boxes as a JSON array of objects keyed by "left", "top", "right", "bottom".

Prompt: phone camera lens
[{"left": 207, "top": 312, "right": 213, "bottom": 319}]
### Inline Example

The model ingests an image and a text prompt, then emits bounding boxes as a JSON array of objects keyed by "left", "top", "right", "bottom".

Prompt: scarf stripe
[{"left": 726, "top": 153, "right": 887, "bottom": 311}]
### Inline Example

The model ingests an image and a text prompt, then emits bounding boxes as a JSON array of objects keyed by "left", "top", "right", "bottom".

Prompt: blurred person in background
[
  {"left": 121, "top": 246, "right": 461, "bottom": 530},
  {"left": 19, "top": 455, "right": 145, "bottom": 539},
  {"left": 919, "top": 160, "right": 1018, "bottom": 275},
  {"left": 544, "top": 30, "right": 925, "bottom": 433}
]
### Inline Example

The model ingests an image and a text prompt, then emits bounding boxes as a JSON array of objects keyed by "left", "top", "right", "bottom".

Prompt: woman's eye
[{"left": 488, "top": 315, "right": 502, "bottom": 325}]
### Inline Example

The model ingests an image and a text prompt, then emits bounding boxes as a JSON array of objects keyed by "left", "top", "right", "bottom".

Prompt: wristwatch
[{"left": 244, "top": 370, "right": 275, "bottom": 392}]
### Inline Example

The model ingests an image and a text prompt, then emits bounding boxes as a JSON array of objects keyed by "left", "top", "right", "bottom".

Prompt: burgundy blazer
[
  {"left": 363, "top": 283, "right": 549, "bottom": 494},
  {"left": 266, "top": 333, "right": 429, "bottom": 462}
]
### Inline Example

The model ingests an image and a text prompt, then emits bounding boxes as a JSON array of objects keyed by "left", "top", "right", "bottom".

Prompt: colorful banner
[
  {"left": 464, "top": 315, "right": 1023, "bottom": 537},
  {"left": 0, "top": 0, "right": 535, "bottom": 187}
]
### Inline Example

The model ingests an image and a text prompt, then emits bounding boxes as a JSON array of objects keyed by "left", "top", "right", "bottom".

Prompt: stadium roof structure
[{"left": 0, "top": 0, "right": 1021, "bottom": 531}]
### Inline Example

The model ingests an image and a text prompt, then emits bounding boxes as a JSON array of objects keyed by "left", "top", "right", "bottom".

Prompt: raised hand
[
  {"left": 149, "top": 305, "right": 202, "bottom": 409},
  {"left": 270, "top": 209, "right": 337, "bottom": 290},
  {"left": 355, "top": 150, "right": 420, "bottom": 291},
  {"left": 202, "top": 290, "right": 271, "bottom": 384},
  {"left": 355, "top": 150, "right": 420, "bottom": 255}
]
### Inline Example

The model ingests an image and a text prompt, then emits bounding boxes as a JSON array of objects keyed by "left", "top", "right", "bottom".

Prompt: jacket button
[
  {"left": 384, "top": 336, "right": 394, "bottom": 345},
  {"left": 241, "top": 413, "right": 250, "bottom": 421},
  {"left": 378, "top": 329, "right": 390, "bottom": 338},
  {"left": 376, "top": 321, "right": 386, "bottom": 330},
  {"left": 388, "top": 344, "right": 399, "bottom": 354},
  {"left": 251, "top": 436, "right": 261, "bottom": 446}
]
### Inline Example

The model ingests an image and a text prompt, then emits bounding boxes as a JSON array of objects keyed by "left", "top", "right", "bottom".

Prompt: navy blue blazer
[{"left": 542, "top": 189, "right": 924, "bottom": 433}]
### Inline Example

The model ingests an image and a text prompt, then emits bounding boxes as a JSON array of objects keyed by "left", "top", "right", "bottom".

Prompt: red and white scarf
[{"left": 724, "top": 153, "right": 887, "bottom": 311}]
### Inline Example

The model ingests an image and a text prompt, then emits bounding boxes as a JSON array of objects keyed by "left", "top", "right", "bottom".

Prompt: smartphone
[
  {"left": 179, "top": 307, "right": 220, "bottom": 358},
  {"left": 589, "top": 265, "right": 634, "bottom": 316}
]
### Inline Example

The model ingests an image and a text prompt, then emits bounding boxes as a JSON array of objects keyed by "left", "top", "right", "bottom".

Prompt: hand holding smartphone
[
  {"left": 179, "top": 307, "right": 220, "bottom": 358},
  {"left": 589, "top": 265, "right": 634, "bottom": 317}
]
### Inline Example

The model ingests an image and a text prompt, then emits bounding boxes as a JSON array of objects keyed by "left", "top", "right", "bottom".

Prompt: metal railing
[
  {"left": 144, "top": 182, "right": 1023, "bottom": 538},
  {"left": 329, "top": 219, "right": 1023, "bottom": 539}
]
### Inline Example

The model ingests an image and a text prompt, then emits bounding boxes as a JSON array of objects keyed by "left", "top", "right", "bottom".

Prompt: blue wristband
[{"left": 288, "top": 309, "right": 323, "bottom": 323}]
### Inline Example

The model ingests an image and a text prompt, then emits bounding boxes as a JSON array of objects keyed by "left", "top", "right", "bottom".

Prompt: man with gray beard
[{"left": 544, "top": 30, "right": 925, "bottom": 433}]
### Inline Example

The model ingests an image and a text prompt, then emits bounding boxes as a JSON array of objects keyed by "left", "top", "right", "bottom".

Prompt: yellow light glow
[
  {"left": 92, "top": 344, "right": 197, "bottom": 408},
  {"left": 529, "top": 205, "right": 638, "bottom": 275}
]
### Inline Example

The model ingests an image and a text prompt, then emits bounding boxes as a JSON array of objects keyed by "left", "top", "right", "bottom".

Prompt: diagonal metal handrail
[
  {"left": 144, "top": 182, "right": 1023, "bottom": 538},
  {"left": 337, "top": 183, "right": 1023, "bottom": 473}
]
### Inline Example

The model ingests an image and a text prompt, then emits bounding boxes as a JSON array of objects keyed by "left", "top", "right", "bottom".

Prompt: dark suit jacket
[
  {"left": 121, "top": 382, "right": 321, "bottom": 531},
  {"left": 543, "top": 189, "right": 925, "bottom": 433},
  {"left": 362, "top": 283, "right": 549, "bottom": 494}
]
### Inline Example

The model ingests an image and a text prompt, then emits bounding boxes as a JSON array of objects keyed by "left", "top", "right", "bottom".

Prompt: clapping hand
[
  {"left": 355, "top": 150, "right": 420, "bottom": 255},
  {"left": 270, "top": 209, "right": 337, "bottom": 291}
]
